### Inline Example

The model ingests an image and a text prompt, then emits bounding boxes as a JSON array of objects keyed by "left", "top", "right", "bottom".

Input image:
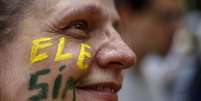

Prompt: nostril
[
  {"left": 104, "top": 61, "right": 126, "bottom": 70},
  {"left": 108, "top": 61, "right": 124, "bottom": 66}
]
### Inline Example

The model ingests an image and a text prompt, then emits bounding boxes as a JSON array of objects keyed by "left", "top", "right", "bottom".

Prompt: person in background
[
  {"left": 184, "top": 0, "right": 201, "bottom": 100},
  {"left": 115, "top": 0, "right": 186, "bottom": 101}
]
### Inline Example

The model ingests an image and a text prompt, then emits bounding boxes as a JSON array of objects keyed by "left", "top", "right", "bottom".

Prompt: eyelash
[
  {"left": 69, "top": 20, "right": 89, "bottom": 31},
  {"left": 60, "top": 20, "right": 90, "bottom": 39}
]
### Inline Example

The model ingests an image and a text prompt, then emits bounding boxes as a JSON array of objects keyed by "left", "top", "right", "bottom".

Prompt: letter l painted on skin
[{"left": 54, "top": 37, "right": 73, "bottom": 62}]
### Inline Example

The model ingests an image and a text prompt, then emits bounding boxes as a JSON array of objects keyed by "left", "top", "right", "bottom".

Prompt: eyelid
[
  {"left": 50, "top": 5, "right": 107, "bottom": 29},
  {"left": 57, "top": 20, "right": 91, "bottom": 39},
  {"left": 67, "top": 20, "right": 89, "bottom": 31}
]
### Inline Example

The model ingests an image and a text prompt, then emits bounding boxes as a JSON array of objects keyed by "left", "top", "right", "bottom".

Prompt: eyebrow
[{"left": 49, "top": 4, "right": 120, "bottom": 29}]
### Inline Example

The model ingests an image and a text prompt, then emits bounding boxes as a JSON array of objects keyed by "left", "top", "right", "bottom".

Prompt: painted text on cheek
[
  {"left": 28, "top": 65, "right": 77, "bottom": 101},
  {"left": 30, "top": 37, "right": 92, "bottom": 70}
]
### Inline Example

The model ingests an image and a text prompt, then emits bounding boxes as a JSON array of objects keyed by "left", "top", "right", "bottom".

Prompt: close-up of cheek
[{"left": 23, "top": 35, "right": 94, "bottom": 101}]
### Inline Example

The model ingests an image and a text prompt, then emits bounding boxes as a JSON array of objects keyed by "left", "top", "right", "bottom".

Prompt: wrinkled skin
[{"left": 0, "top": 0, "right": 136, "bottom": 101}]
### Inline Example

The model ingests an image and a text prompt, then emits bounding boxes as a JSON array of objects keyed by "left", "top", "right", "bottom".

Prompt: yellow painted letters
[
  {"left": 31, "top": 37, "right": 52, "bottom": 64},
  {"left": 54, "top": 37, "right": 73, "bottom": 62},
  {"left": 76, "top": 43, "right": 92, "bottom": 70}
]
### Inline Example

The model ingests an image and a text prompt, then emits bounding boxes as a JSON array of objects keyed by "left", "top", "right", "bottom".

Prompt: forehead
[
  {"left": 30, "top": 0, "right": 118, "bottom": 20},
  {"left": 53, "top": 0, "right": 115, "bottom": 10}
]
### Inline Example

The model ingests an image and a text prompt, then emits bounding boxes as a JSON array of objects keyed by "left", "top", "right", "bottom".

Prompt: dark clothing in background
[{"left": 189, "top": 55, "right": 201, "bottom": 101}]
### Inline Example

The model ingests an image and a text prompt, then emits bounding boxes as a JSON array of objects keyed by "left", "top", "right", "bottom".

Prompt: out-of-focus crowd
[{"left": 115, "top": 0, "right": 201, "bottom": 101}]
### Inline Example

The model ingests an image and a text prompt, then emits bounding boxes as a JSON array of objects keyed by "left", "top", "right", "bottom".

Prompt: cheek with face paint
[
  {"left": 28, "top": 65, "right": 76, "bottom": 101},
  {"left": 28, "top": 36, "right": 92, "bottom": 101},
  {"left": 30, "top": 37, "right": 92, "bottom": 68}
]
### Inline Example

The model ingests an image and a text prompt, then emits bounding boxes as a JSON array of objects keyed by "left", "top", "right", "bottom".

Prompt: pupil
[{"left": 76, "top": 23, "right": 83, "bottom": 29}]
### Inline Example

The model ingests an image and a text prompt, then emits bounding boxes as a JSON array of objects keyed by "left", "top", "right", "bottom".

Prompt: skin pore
[{"left": 0, "top": 0, "right": 136, "bottom": 101}]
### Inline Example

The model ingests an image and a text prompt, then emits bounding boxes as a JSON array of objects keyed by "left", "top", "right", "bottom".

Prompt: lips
[
  {"left": 76, "top": 82, "right": 121, "bottom": 101},
  {"left": 77, "top": 82, "right": 120, "bottom": 93}
]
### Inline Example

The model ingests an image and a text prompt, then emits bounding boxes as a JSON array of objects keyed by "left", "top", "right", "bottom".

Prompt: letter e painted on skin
[
  {"left": 76, "top": 43, "right": 92, "bottom": 70},
  {"left": 31, "top": 37, "right": 52, "bottom": 64}
]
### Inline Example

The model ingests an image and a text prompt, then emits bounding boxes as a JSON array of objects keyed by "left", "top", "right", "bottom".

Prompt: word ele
[
  {"left": 31, "top": 37, "right": 92, "bottom": 70},
  {"left": 29, "top": 65, "right": 77, "bottom": 101}
]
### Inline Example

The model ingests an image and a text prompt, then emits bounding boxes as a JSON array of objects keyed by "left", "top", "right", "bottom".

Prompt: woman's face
[{"left": 0, "top": 0, "right": 136, "bottom": 101}]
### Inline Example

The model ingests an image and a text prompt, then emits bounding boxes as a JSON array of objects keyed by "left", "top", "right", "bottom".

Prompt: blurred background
[{"left": 115, "top": 0, "right": 201, "bottom": 101}]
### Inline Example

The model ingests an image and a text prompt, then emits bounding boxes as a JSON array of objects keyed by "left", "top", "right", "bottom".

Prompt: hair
[
  {"left": 195, "top": 0, "right": 201, "bottom": 11},
  {"left": 115, "top": 0, "right": 152, "bottom": 12},
  {"left": 0, "top": 0, "right": 31, "bottom": 46}
]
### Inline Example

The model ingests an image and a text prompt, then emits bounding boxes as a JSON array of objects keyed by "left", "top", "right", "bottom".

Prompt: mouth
[{"left": 76, "top": 82, "right": 121, "bottom": 101}]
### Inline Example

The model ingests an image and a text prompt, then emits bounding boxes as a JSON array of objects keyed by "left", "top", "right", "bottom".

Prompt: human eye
[{"left": 60, "top": 20, "right": 90, "bottom": 39}]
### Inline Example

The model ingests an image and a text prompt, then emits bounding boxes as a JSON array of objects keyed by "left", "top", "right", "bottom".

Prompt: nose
[{"left": 96, "top": 28, "right": 136, "bottom": 70}]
